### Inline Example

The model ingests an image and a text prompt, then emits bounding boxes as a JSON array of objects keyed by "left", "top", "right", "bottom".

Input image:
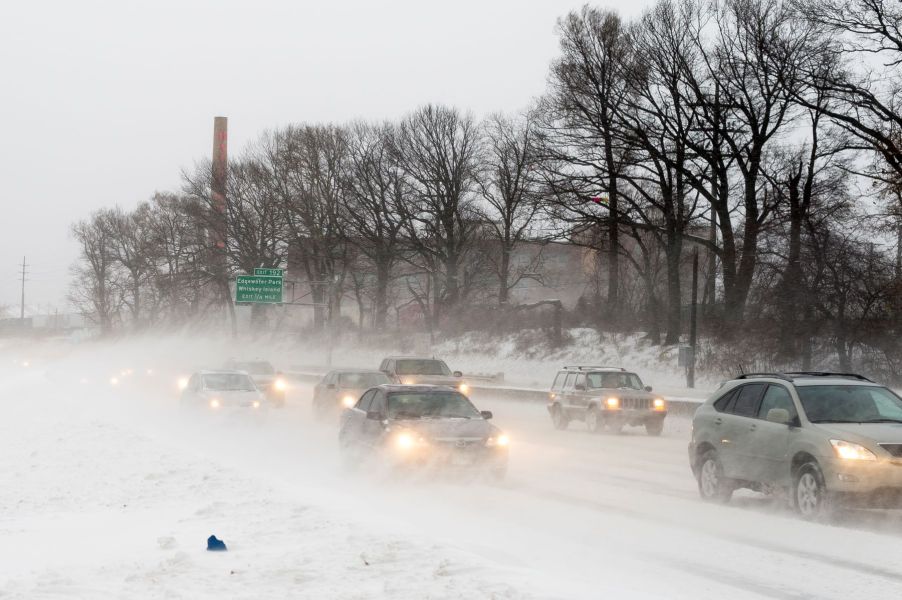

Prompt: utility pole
[
  {"left": 688, "top": 249, "right": 699, "bottom": 389},
  {"left": 19, "top": 256, "right": 29, "bottom": 321}
]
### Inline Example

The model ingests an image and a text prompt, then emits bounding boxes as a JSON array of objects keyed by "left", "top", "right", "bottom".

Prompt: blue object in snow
[{"left": 207, "top": 535, "right": 227, "bottom": 551}]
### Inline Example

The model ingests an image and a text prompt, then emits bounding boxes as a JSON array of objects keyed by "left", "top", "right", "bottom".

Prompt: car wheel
[
  {"left": 551, "top": 405, "right": 569, "bottom": 430},
  {"left": 645, "top": 421, "right": 664, "bottom": 436},
  {"left": 585, "top": 408, "right": 602, "bottom": 434},
  {"left": 697, "top": 449, "right": 733, "bottom": 503},
  {"left": 793, "top": 462, "right": 832, "bottom": 520}
]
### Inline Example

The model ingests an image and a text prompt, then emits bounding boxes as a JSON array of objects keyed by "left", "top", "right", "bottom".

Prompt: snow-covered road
[{"left": 3, "top": 347, "right": 902, "bottom": 599}]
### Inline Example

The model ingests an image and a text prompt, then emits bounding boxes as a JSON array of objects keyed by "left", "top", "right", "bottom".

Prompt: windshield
[
  {"left": 798, "top": 385, "right": 902, "bottom": 423},
  {"left": 394, "top": 359, "right": 451, "bottom": 376},
  {"left": 233, "top": 362, "right": 275, "bottom": 375},
  {"left": 387, "top": 392, "right": 481, "bottom": 419},
  {"left": 203, "top": 373, "right": 257, "bottom": 392},
  {"left": 587, "top": 372, "right": 644, "bottom": 390},
  {"left": 339, "top": 372, "right": 390, "bottom": 388}
]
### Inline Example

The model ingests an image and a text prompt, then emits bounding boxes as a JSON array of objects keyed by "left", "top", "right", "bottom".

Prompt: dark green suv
[{"left": 546, "top": 366, "right": 667, "bottom": 435}]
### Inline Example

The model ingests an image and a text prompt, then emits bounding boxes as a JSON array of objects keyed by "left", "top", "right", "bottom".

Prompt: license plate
[{"left": 451, "top": 452, "right": 474, "bottom": 466}]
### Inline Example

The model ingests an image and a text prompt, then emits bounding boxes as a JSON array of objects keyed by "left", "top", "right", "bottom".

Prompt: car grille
[
  {"left": 620, "top": 397, "right": 651, "bottom": 410},
  {"left": 879, "top": 444, "right": 902, "bottom": 457},
  {"left": 433, "top": 438, "right": 483, "bottom": 450}
]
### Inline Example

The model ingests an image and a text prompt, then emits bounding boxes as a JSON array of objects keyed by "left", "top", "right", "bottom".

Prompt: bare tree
[
  {"left": 391, "top": 104, "right": 483, "bottom": 327},
  {"left": 478, "top": 112, "right": 545, "bottom": 304},
  {"left": 343, "top": 121, "right": 407, "bottom": 329},
  {"left": 70, "top": 210, "right": 121, "bottom": 334},
  {"left": 541, "top": 6, "right": 632, "bottom": 321}
]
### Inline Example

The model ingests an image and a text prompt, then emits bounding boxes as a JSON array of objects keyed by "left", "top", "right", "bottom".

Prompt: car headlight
[
  {"left": 209, "top": 398, "right": 221, "bottom": 409},
  {"left": 109, "top": 377, "right": 119, "bottom": 386},
  {"left": 605, "top": 397, "right": 620, "bottom": 409},
  {"left": 274, "top": 378, "right": 288, "bottom": 392},
  {"left": 830, "top": 439, "right": 876, "bottom": 461},
  {"left": 653, "top": 398, "right": 666, "bottom": 410},
  {"left": 401, "top": 378, "right": 414, "bottom": 385},
  {"left": 342, "top": 395, "right": 356, "bottom": 408},
  {"left": 395, "top": 431, "right": 427, "bottom": 450},
  {"left": 177, "top": 377, "right": 189, "bottom": 391},
  {"left": 458, "top": 383, "right": 469, "bottom": 394},
  {"left": 486, "top": 434, "right": 510, "bottom": 447},
  {"left": 252, "top": 400, "right": 260, "bottom": 409}
]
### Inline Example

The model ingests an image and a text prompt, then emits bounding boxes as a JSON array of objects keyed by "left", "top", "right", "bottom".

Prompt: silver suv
[
  {"left": 689, "top": 372, "right": 902, "bottom": 518},
  {"left": 547, "top": 366, "right": 667, "bottom": 435}
]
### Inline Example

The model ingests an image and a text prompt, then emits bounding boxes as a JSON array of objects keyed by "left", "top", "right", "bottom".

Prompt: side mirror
[
  {"left": 480, "top": 410, "right": 493, "bottom": 420},
  {"left": 453, "top": 371, "right": 463, "bottom": 378},
  {"left": 644, "top": 385, "right": 653, "bottom": 392},
  {"left": 766, "top": 408, "right": 790, "bottom": 425},
  {"left": 366, "top": 411, "right": 383, "bottom": 421}
]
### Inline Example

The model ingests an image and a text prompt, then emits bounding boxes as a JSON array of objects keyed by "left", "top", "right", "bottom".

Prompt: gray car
[{"left": 689, "top": 371, "right": 902, "bottom": 519}]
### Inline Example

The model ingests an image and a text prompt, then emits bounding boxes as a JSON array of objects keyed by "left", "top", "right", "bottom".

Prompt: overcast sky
[{"left": 0, "top": 0, "right": 653, "bottom": 315}]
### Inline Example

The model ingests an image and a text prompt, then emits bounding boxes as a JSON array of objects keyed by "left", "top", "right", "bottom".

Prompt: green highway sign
[
  {"left": 254, "top": 267, "right": 284, "bottom": 277},
  {"left": 236, "top": 275, "right": 283, "bottom": 304}
]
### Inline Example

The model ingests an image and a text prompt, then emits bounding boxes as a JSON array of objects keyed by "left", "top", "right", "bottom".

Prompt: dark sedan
[{"left": 338, "top": 385, "right": 509, "bottom": 479}]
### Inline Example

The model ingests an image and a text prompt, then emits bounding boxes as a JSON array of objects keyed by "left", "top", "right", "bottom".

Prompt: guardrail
[{"left": 285, "top": 368, "right": 704, "bottom": 417}]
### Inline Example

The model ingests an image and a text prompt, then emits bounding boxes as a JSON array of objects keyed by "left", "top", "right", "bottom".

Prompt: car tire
[
  {"left": 585, "top": 407, "right": 602, "bottom": 434},
  {"left": 551, "top": 405, "right": 569, "bottom": 430},
  {"left": 645, "top": 421, "right": 664, "bottom": 436},
  {"left": 697, "top": 449, "right": 733, "bottom": 503},
  {"left": 793, "top": 462, "right": 833, "bottom": 520}
]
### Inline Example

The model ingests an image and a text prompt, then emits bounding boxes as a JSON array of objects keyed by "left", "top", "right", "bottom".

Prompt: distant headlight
[
  {"left": 830, "top": 439, "right": 876, "bottom": 461},
  {"left": 401, "top": 378, "right": 414, "bottom": 385},
  {"left": 252, "top": 400, "right": 260, "bottom": 409},
  {"left": 458, "top": 383, "right": 469, "bottom": 394},
  {"left": 274, "top": 378, "right": 288, "bottom": 392},
  {"left": 605, "top": 397, "right": 620, "bottom": 409},
  {"left": 342, "top": 395, "right": 356, "bottom": 408},
  {"left": 653, "top": 398, "right": 666, "bottom": 410},
  {"left": 109, "top": 376, "right": 119, "bottom": 386},
  {"left": 209, "top": 398, "right": 221, "bottom": 409},
  {"left": 486, "top": 434, "right": 510, "bottom": 447},
  {"left": 177, "top": 377, "right": 189, "bottom": 391}
]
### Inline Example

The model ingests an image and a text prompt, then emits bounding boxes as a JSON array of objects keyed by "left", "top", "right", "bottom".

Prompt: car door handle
[
  {"left": 749, "top": 424, "right": 757, "bottom": 431},
  {"left": 714, "top": 418, "right": 723, "bottom": 426}
]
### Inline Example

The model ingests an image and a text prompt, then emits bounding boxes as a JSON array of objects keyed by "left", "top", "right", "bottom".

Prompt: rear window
[
  {"left": 339, "top": 372, "right": 390, "bottom": 388},
  {"left": 552, "top": 372, "right": 566, "bottom": 391},
  {"left": 713, "top": 389, "right": 736, "bottom": 412}
]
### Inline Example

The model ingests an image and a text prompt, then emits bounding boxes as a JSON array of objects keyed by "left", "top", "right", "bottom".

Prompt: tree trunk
[
  {"left": 664, "top": 231, "right": 683, "bottom": 345},
  {"left": 373, "top": 259, "right": 390, "bottom": 330}
]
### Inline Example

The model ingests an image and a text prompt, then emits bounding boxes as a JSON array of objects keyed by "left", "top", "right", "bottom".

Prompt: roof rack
[
  {"left": 563, "top": 365, "right": 626, "bottom": 371},
  {"left": 734, "top": 372, "right": 795, "bottom": 382},
  {"left": 783, "top": 371, "right": 874, "bottom": 382}
]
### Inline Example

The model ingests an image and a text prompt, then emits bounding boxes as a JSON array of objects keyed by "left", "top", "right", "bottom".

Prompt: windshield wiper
[{"left": 859, "top": 418, "right": 902, "bottom": 424}]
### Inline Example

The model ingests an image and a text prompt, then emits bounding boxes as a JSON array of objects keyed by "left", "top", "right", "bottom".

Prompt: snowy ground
[{"left": 3, "top": 337, "right": 902, "bottom": 599}]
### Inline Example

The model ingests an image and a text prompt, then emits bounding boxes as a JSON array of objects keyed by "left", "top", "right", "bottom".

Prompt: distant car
[
  {"left": 223, "top": 359, "right": 287, "bottom": 407},
  {"left": 180, "top": 370, "right": 266, "bottom": 412},
  {"left": 378, "top": 356, "right": 469, "bottom": 393},
  {"left": 312, "top": 369, "right": 392, "bottom": 418},
  {"left": 546, "top": 366, "right": 667, "bottom": 435},
  {"left": 690, "top": 371, "right": 902, "bottom": 519},
  {"left": 338, "top": 384, "right": 509, "bottom": 479}
]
